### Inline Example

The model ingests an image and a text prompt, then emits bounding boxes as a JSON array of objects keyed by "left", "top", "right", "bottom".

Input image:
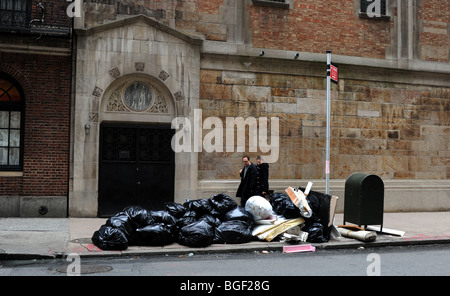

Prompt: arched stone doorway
[
  {"left": 70, "top": 62, "right": 199, "bottom": 217},
  {"left": 70, "top": 15, "right": 201, "bottom": 217},
  {"left": 97, "top": 74, "right": 177, "bottom": 216}
]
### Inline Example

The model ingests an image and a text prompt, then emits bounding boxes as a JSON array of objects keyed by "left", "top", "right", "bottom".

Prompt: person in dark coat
[
  {"left": 256, "top": 155, "right": 269, "bottom": 197},
  {"left": 236, "top": 155, "right": 257, "bottom": 206}
]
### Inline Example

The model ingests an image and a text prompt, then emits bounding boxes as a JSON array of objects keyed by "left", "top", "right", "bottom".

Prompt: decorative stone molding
[
  {"left": 173, "top": 90, "right": 184, "bottom": 102},
  {"left": 92, "top": 86, "right": 103, "bottom": 97},
  {"left": 108, "top": 67, "right": 121, "bottom": 79},
  {"left": 135, "top": 62, "right": 145, "bottom": 72},
  {"left": 105, "top": 80, "right": 169, "bottom": 114},
  {"left": 89, "top": 113, "right": 99, "bottom": 122},
  {"left": 159, "top": 70, "right": 170, "bottom": 81}
]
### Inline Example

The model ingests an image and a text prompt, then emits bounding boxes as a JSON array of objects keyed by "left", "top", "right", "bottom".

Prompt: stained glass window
[
  {"left": 124, "top": 82, "right": 152, "bottom": 111},
  {"left": 0, "top": 74, "right": 24, "bottom": 170}
]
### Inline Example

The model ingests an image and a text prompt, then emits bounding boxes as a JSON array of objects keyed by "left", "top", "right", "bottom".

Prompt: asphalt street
[{"left": 1, "top": 243, "right": 449, "bottom": 277}]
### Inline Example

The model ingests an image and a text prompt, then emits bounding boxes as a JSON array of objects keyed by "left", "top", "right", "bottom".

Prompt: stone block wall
[{"left": 198, "top": 59, "right": 450, "bottom": 182}]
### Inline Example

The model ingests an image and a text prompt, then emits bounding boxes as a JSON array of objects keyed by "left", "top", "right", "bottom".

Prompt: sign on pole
[
  {"left": 325, "top": 50, "right": 332, "bottom": 194},
  {"left": 330, "top": 64, "right": 338, "bottom": 84}
]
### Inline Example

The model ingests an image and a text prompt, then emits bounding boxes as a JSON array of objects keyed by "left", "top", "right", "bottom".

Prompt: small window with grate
[
  {"left": 360, "top": 0, "right": 390, "bottom": 20},
  {"left": 252, "top": 0, "right": 289, "bottom": 9},
  {"left": 0, "top": 74, "right": 25, "bottom": 171},
  {"left": 0, "top": 0, "right": 31, "bottom": 28}
]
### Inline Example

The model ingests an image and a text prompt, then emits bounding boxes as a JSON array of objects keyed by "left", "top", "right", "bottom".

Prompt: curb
[
  {"left": 0, "top": 253, "right": 59, "bottom": 260},
  {"left": 2, "top": 236, "right": 450, "bottom": 261},
  {"left": 63, "top": 235, "right": 450, "bottom": 259}
]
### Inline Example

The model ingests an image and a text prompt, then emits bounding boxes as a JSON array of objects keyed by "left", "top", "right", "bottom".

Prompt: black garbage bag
[
  {"left": 198, "top": 214, "right": 221, "bottom": 227},
  {"left": 178, "top": 220, "right": 215, "bottom": 247},
  {"left": 269, "top": 193, "right": 302, "bottom": 219},
  {"left": 306, "top": 193, "right": 320, "bottom": 216},
  {"left": 165, "top": 202, "right": 187, "bottom": 219},
  {"left": 214, "top": 220, "right": 253, "bottom": 244},
  {"left": 123, "top": 205, "right": 150, "bottom": 228},
  {"left": 106, "top": 211, "right": 137, "bottom": 244},
  {"left": 92, "top": 225, "right": 128, "bottom": 251},
  {"left": 176, "top": 210, "right": 197, "bottom": 230},
  {"left": 209, "top": 193, "right": 237, "bottom": 214},
  {"left": 146, "top": 210, "right": 177, "bottom": 227},
  {"left": 221, "top": 206, "right": 254, "bottom": 226},
  {"left": 302, "top": 222, "right": 328, "bottom": 243},
  {"left": 136, "top": 223, "right": 174, "bottom": 246},
  {"left": 184, "top": 198, "right": 213, "bottom": 216},
  {"left": 208, "top": 205, "right": 222, "bottom": 217},
  {"left": 299, "top": 187, "right": 333, "bottom": 240}
]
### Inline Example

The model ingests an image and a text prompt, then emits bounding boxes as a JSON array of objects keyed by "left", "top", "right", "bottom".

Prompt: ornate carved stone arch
[
  {"left": 88, "top": 61, "right": 186, "bottom": 126},
  {"left": 77, "top": 60, "right": 194, "bottom": 216},
  {"left": 99, "top": 73, "right": 176, "bottom": 124}
]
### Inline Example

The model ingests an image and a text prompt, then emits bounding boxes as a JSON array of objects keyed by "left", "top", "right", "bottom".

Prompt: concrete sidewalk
[{"left": 1, "top": 212, "right": 450, "bottom": 260}]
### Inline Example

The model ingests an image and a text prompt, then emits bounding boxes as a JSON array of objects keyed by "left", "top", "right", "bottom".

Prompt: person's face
[
  {"left": 256, "top": 158, "right": 261, "bottom": 165},
  {"left": 243, "top": 158, "right": 250, "bottom": 166}
]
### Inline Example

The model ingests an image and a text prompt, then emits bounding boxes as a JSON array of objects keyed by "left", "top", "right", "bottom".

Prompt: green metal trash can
[{"left": 344, "top": 173, "right": 384, "bottom": 230}]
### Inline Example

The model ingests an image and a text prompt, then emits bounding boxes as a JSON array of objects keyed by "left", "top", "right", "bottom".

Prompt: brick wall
[
  {"left": 0, "top": 52, "right": 71, "bottom": 196},
  {"left": 30, "top": 0, "right": 72, "bottom": 28},
  {"left": 248, "top": 0, "right": 391, "bottom": 59},
  {"left": 0, "top": 177, "right": 22, "bottom": 195},
  {"left": 82, "top": 0, "right": 450, "bottom": 62},
  {"left": 418, "top": 0, "right": 450, "bottom": 62},
  {"left": 88, "top": 0, "right": 389, "bottom": 55},
  {"left": 198, "top": 66, "right": 450, "bottom": 181}
]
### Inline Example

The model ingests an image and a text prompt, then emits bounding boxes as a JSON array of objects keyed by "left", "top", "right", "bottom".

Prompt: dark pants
[{"left": 240, "top": 194, "right": 252, "bottom": 207}]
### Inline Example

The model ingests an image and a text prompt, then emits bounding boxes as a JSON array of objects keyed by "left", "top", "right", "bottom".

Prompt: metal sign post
[
  {"left": 325, "top": 52, "right": 339, "bottom": 194},
  {"left": 325, "top": 50, "right": 332, "bottom": 194}
]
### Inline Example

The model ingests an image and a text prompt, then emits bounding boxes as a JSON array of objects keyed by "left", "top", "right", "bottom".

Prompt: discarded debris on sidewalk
[
  {"left": 283, "top": 244, "right": 316, "bottom": 253},
  {"left": 252, "top": 217, "right": 306, "bottom": 242},
  {"left": 252, "top": 184, "right": 339, "bottom": 244},
  {"left": 92, "top": 183, "right": 343, "bottom": 251},
  {"left": 337, "top": 225, "right": 377, "bottom": 242}
]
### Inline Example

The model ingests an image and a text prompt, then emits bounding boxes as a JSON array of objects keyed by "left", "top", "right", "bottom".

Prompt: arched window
[{"left": 0, "top": 73, "right": 24, "bottom": 170}]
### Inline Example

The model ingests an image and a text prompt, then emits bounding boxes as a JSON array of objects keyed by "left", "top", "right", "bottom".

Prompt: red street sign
[{"left": 330, "top": 64, "right": 338, "bottom": 83}]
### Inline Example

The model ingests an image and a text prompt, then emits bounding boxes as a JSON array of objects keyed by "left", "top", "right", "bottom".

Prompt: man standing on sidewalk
[
  {"left": 236, "top": 155, "right": 257, "bottom": 206},
  {"left": 256, "top": 155, "right": 269, "bottom": 197}
]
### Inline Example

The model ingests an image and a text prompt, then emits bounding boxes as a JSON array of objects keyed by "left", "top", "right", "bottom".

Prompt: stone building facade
[
  {"left": 67, "top": 0, "right": 449, "bottom": 217},
  {"left": 3, "top": 0, "right": 447, "bottom": 217},
  {"left": 70, "top": 15, "right": 202, "bottom": 216}
]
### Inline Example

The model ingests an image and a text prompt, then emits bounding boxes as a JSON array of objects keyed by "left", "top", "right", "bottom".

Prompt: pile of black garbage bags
[
  {"left": 92, "top": 190, "right": 333, "bottom": 251},
  {"left": 271, "top": 187, "right": 333, "bottom": 244}
]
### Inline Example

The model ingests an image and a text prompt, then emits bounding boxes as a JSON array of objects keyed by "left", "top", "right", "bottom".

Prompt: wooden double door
[{"left": 98, "top": 123, "right": 175, "bottom": 217}]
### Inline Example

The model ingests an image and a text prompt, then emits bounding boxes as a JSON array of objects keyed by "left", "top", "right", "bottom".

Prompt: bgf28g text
[{"left": 180, "top": 280, "right": 270, "bottom": 293}]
